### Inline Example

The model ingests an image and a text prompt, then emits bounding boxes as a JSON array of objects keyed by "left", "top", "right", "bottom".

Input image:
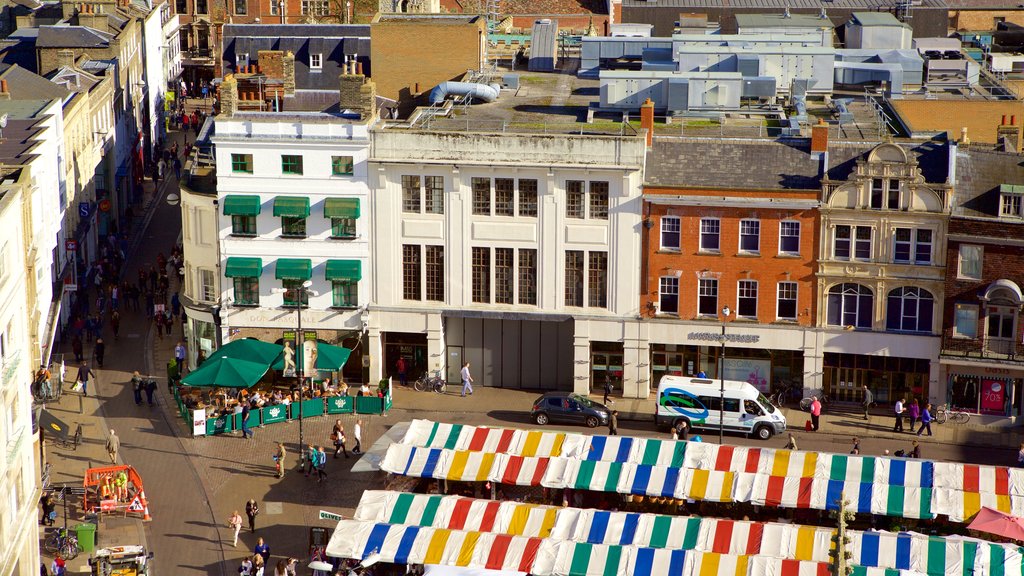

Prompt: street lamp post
[
  {"left": 274, "top": 280, "right": 316, "bottom": 470},
  {"left": 719, "top": 306, "right": 731, "bottom": 445}
]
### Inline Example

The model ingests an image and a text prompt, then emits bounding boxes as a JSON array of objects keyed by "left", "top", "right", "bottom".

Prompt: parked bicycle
[
  {"left": 799, "top": 394, "right": 831, "bottom": 412},
  {"left": 45, "top": 527, "right": 80, "bottom": 560},
  {"left": 770, "top": 381, "right": 801, "bottom": 407},
  {"left": 934, "top": 404, "right": 971, "bottom": 425},
  {"left": 413, "top": 371, "right": 447, "bottom": 394}
]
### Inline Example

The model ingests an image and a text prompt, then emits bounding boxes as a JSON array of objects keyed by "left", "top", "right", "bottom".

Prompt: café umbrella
[
  {"left": 967, "top": 507, "right": 1024, "bottom": 541},
  {"left": 181, "top": 356, "right": 269, "bottom": 388},
  {"left": 270, "top": 341, "right": 353, "bottom": 371},
  {"left": 207, "top": 338, "right": 284, "bottom": 365}
]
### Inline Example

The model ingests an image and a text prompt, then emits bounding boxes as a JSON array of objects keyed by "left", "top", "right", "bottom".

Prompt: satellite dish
[{"left": 0, "top": 114, "right": 8, "bottom": 129}]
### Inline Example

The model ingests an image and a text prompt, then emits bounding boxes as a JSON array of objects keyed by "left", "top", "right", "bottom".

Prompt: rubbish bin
[{"left": 75, "top": 523, "right": 96, "bottom": 553}]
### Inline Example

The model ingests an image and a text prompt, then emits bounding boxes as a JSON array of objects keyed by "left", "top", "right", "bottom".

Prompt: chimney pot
[
  {"left": 356, "top": 61, "right": 363, "bottom": 75},
  {"left": 640, "top": 98, "right": 655, "bottom": 148},
  {"left": 1, "top": 79, "right": 8, "bottom": 93},
  {"left": 1002, "top": 115, "right": 1007, "bottom": 126}
]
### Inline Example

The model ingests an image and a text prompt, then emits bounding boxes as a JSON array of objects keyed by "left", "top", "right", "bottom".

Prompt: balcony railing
[
  {"left": 1, "top": 348, "right": 21, "bottom": 386},
  {"left": 941, "top": 329, "right": 1024, "bottom": 362}
]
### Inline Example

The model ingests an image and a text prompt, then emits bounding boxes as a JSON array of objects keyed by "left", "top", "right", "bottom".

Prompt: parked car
[{"left": 531, "top": 392, "right": 610, "bottom": 428}]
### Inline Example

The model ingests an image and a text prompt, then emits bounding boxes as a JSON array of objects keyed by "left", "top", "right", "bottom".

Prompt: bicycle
[
  {"left": 41, "top": 463, "right": 52, "bottom": 491},
  {"left": 413, "top": 372, "right": 447, "bottom": 394},
  {"left": 799, "top": 394, "right": 831, "bottom": 412},
  {"left": 934, "top": 404, "right": 970, "bottom": 425},
  {"left": 45, "top": 527, "right": 80, "bottom": 559}
]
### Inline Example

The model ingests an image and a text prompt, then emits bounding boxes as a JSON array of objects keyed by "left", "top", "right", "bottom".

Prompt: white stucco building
[{"left": 366, "top": 121, "right": 647, "bottom": 395}]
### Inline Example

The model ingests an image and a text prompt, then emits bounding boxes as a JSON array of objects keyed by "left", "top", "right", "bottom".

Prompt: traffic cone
[{"left": 140, "top": 489, "right": 152, "bottom": 521}]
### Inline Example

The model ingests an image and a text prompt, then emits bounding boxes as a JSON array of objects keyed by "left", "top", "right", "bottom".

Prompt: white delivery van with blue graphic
[{"left": 655, "top": 376, "right": 786, "bottom": 440}]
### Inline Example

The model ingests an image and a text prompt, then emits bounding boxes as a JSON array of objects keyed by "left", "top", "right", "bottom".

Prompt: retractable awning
[
  {"left": 222, "top": 195, "right": 261, "bottom": 216},
  {"left": 325, "top": 260, "right": 362, "bottom": 281},
  {"left": 323, "top": 197, "right": 361, "bottom": 219},
  {"left": 224, "top": 257, "right": 263, "bottom": 278},
  {"left": 275, "top": 258, "right": 312, "bottom": 281},
  {"left": 273, "top": 196, "right": 311, "bottom": 218}
]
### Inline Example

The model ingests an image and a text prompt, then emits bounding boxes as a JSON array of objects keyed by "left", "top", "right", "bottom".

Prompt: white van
[{"left": 655, "top": 376, "right": 786, "bottom": 440}]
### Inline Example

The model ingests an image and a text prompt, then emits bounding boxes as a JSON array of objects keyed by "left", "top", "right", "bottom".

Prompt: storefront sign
[
  {"left": 262, "top": 405, "right": 287, "bottom": 425},
  {"left": 717, "top": 357, "right": 772, "bottom": 392},
  {"left": 688, "top": 332, "right": 760, "bottom": 344},
  {"left": 191, "top": 409, "right": 206, "bottom": 436},
  {"left": 981, "top": 379, "right": 1006, "bottom": 413}
]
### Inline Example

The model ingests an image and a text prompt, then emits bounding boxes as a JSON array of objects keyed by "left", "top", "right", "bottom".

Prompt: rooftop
[
  {"left": 36, "top": 25, "right": 112, "bottom": 49},
  {"left": 850, "top": 11, "right": 908, "bottom": 27},
  {"left": 0, "top": 115, "right": 48, "bottom": 166},
  {"left": 0, "top": 64, "right": 70, "bottom": 102},
  {"left": 734, "top": 13, "right": 833, "bottom": 29},
  {"left": 222, "top": 24, "right": 370, "bottom": 37},
  {"left": 373, "top": 14, "right": 483, "bottom": 24},
  {"left": 890, "top": 99, "right": 1024, "bottom": 148},
  {"left": 621, "top": 0, "right": 945, "bottom": 7},
  {"left": 953, "top": 148, "right": 1024, "bottom": 220},
  {"left": 445, "top": 0, "right": 607, "bottom": 15}
]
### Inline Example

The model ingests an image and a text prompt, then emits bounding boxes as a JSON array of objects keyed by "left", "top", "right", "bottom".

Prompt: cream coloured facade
[
  {"left": 367, "top": 128, "right": 648, "bottom": 396},
  {"left": 0, "top": 170, "right": 43, "bottom": 576},
  {"left": 815, "top": 142, "right": 953, "bottom": 406}
]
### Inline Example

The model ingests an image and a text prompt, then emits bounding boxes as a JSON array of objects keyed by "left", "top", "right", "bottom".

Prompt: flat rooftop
[{"left": 735, "top": 13, "right": 833, "bottom": 28}]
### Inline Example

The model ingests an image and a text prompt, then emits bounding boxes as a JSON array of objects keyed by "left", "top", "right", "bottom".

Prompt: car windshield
[
  {"left": 757, "top": 393, "right": 776, "bottom": 414},
  {"left": 569, "top": 393, "right": 594, "bottom": 407}
]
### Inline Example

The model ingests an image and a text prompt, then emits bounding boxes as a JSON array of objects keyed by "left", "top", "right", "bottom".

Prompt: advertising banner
[
  {"left": 192, "top": 409, "right": 207, "bottom": 436},
  {"left": 980, "top": 379, "right": 1006, "bottom": 413},
  {"left": 717, "top": 357, "right": 772, "bottom": 392}
]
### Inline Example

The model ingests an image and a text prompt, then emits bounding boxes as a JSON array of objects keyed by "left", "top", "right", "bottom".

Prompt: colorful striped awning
[{"left": 354, "top": 491, "right": 558, "bottom": 538}]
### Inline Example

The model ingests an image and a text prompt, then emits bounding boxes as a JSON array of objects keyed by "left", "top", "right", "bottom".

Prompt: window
[
  {"left": 893, "top": 228, "right": 912, "bottom": 263},
  {"left": 231, "top": 215, "right": 256, "bottom": 236},
  {"left": 588, "top": 251, "right": 608, "bottom": 308},
  {"left": 777, "top": 282, "right": 797, "bottom": 320},
  {"left": 472, "top": 178, "right": 491, "bottom": 216},
  {"left": 954, "top": 304, "right": 979, "bottom": 339},
  {"left": 826, "top": 283, "right": 873, "bottom": 329},
  {"left": 659, "top": 277, "right": 679, "bottom": 314},
  {"left": 281, "top": 217, "right": 306, "bottom": 238},
  {"left": 331, "top": 281, "right": 357, "bottom": 308},
  {"left": 958, "top": 244, "right": 983, "bottom": 280},
  {"left": 700, "top": 219, "right": 720, "bottom": 252},
  {"left": 231, "top": 153, "right": 253, "bottom": 173},
  {"left": 402, "top": 245, "right": 421, "bottom": 300},
  {"left": 988, "top": 308, "right": 1016, "bottom": 339},
  {"left": 888, "top": 180, "right": 900, "bottom": 209},
  {"left": 331, "top": 156, "right": 353, "bottom": 176},
  {"left": 281, "top": 155, "right": 303, "bottom": 175},
  {"left": 661, "top": 217, "right": 680, "bottom": 250},
  {"left": 518, "top": 249, "right": 537, "bottom": 305},
  {"left": 739, "top": 220, "right": 760, "bottom": 253},
  {"left": 282, "top": 280, "right": 309, "bottom": 307},
  {"left": 234, "top": 0, "right": 246, "bottom": 14},
  {"left": 402, "top": 175, "right": 421, "bottom": 213},
  {"left": 425, "top": 246, "right": 444, "bottom": 301},
  {"left": 779, "top": 221, "right": 800, "bottom": 254},
  {"left": 886, "top": 287, "right": 934, "bottom": 333},
  {"left": 698, "top": 279, "right": 718, "bottom": 316},
  {"left": 495, "top": 248, "right": 514, "bottom": 304},
  {"left": 518, "top": 179, "right": 538, "bottom": 217},
  {"left": 589, "top": 181, "right": 609, "bottom": 219},
  {"left": 566, "top": 181, "right": 584, "bottom": 219},
  {"left": 854, "top": 226, "right": 872, "bottom": 260},
  {"left": 472, "top": 247, "right": 491, "bottom": 303},
  {"left": 495, "top": 179, "right": 514, "bottom": 216},
  {"left": 834, "top": 225, "right": 851, "bottom": 259},
  {"left": 199, "top": 269, "right": 215, "bottom": 302},
  {"left": 330, "top": 217, "right": 356, "bottom": 239},
  {"left": 1002, "top": 194, "right": 1022, "bottom": 217},
  {"left": 424, "top": 176, "right": 444, "bottom": 214},
  {"left": 565, "top": 251, "right": 584, "bottom": 307},
  {"left": 737, "top": 280, "right": 758, "bottom": 318},
  {"left": 870, "top": 179, "right": 884, "bottom": 209},
  {"left": 310, "top": 53, "right": 323, "bottom": 70},
  {"left": 300, "top": 0, "right": 328, "bottom": 14},
  {"left": 270, "top": 0, "right": 278, "bottom": 14},
  {"left": 196, "top": 0, "right": 207, "bottom": 13},
  {"left": 176, "top": 0, "right": 186, "bottom": 13},
  {"left": 915, "top": 229, "right": 932, "bottom": 264}
]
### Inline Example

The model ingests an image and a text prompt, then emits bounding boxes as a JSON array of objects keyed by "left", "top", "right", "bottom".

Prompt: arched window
[
  {"left": 827, "top": 284, "right": 873, "bottom": 329},
  {"left": 886, "top": 287, "right": 934, "bottom": 333}
]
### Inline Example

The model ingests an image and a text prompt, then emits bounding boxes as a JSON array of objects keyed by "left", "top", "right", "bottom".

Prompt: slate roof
[
  {"left": 453, "top": 0, "right": 607, "bottom": 15},
  {"left": 622, "top": 0, "right": 944, "bottom": 6},
  {"left": 953, "top": 148, "right": 1024, "bottom": 219},
  {"left": 0, "top": 64, "right": 70, "bottom": 102},
  {"left": 645, "top": 137, "right": 950, "bottom": 190},
  {"left": 36, "top": 26, "right": 113, "bottom": 49}
]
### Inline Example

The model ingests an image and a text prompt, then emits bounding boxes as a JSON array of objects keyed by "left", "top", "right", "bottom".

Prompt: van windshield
[{"left": 757, "top": 393, "right": 776, "bottom": 414}]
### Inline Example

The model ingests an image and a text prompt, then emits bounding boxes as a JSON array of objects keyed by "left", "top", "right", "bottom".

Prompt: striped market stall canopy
[
  {"left": 354, "top": 491, "right": 558, "bottom": 538},
  {"left": 390, "top": 421, "right": 1024, "bottom": 524}
]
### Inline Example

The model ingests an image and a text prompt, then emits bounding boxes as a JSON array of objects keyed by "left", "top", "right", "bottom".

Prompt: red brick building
[{"left": 941, "top": 148, "right": 1024, "bottom": 422}]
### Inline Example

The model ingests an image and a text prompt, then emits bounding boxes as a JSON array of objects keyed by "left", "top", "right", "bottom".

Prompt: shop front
[
  {"left": 941, "top": 361, "right": 1024, "bottom": 419},
  {"left": 823, "top": 353, "right": 930, "bottom": 406},
  {"left": 649, "top": 343, "right": 804, "bottom": 395},
  {"left": 590, "top": 341, "right": 623, "bottom": 392}
]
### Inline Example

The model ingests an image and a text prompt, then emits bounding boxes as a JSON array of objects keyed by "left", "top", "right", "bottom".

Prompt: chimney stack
[
  {"left": 221, "top": 74, "right": 239, "bottom": 116},
  {"left": 998, "top": 114, "right": 1021, "bottom": 152},
  {"left": 338, "top": 65, "right": 376, "bottom": 121},
  {"left": 811, "top": 118, "right": 829, "bottom": 153},
  {"left": 640, "top": 98, "right": 654, "bottom": 148}
]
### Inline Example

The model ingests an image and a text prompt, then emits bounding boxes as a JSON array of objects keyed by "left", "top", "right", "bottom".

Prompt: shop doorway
[
  {"left": 823, "top": 353, "right": 928, "bottom": 406},
  {"left": 383, "top": 332, "right": 428, "bottom": 383},
  {"left": 590, "top": 342, "right": 624, "bottom": 392}
]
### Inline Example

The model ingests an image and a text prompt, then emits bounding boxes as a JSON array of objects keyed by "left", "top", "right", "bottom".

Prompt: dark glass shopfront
[
  {"left": 947, "top": 372, "right": 1023, "bottom": 417},
  {"left": 649, "top": 344, "right": 803, "bottom": 394},
  {"left": 823, "top": 353, "right": 929, "bottom": 405}
]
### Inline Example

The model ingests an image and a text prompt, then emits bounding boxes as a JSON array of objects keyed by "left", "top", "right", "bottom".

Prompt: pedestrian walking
[
  {"left": 674, "top": 420, "right": 689, "bottom": 441},
  {"left": 861, "top": 384, "right": 873, "bottom": 420},
  {"left": 110, "top": 311, "right": 120, "bottom": 340},
  {"left": 273, "top": 442, "right": 286, "bottom": 478},
  {"left": 353, "top": 419, "right": 363, "bottom": 454},
  {"left": 245, "top": 499, "right": 259, "bottom": 533},
  {"left": 460, "top": 361, "right": 474, "bottom": 397},
  {"left": 1017, "top": 442, "right": 1024, "bottom": 467},
  {"left": 910, "top": 440, "right": 921, "bottom": 459},
  {"left": 40, "top": 493, "right": 56, "bottom": 526},
  {"left": 850, "top": 437, "right": 860, "bottom": 455},
  {"left": 154, "top": 311, "right": 164, "bottom": 339},
  {"left": 238, "top": 557, "right": 253, "bottom": 576},
  {"left": 71, "top": 334, "right": 83, "bottom": 362},
  {"left": 252, "top": 554, "right": 265, "bottom": 576},
  {"left": 93, "top": 337, "right": 105, "bottom": 367},
  {"left": 76, "top": 361, "right": 96, "bottom": 396},
  {"left": 917, "top": 403, "right": 934, "bottom": 436},
  {"left": 907, "top": 398, "right": 920, "bottom": 433},
  {"left": 603, "top": 372, "right": 614, "bottom": 404},
  {"left": 228, "top": 510, "right": 244, "bottom": 546},
  {"left": 608, "top": 410, "right": 618, "bottom": 436},
  {"left": 893, "top": 397, "right": 905, "bottom": 432},
  {"left": 106, "top": 429, "right": 119, "bottom": 463},
  {"left": 173, "top": 157, "right": 182, "bottom": 180},
  {"left": 131, "top": 371, "right": 143, "bottom": 405},
  {"left": 174, "top": 341, "right": 186, "bottom": 370},
  {"left": 332, "top": 421, "right": 348, "bottom": 459},
  {"left": 784, "top": 433, "right": 798, "bottom": 450},
  {"left": 157, "top": 158, "right": 166, "bottom": 182},
  {"left": 313, "top": 446, "right": 327, "bottom": 483},
  {"left": 240, "top": 404, "right": 252, "bottom": 439},
  {"left": 396, "top": 357, "right": 407, "bottom": 387},
  {"left": 809, "top": 396, "right": 821, "bottom": 431},
  {"left": 254, "top": 536, "right": 270, "bottom": 565},
  {"left": 144, "top": 377, "right": 157, "bottom": 406}
]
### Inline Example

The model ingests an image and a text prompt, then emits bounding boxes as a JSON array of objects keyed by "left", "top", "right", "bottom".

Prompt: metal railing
[{"left": 941, "top": 331, "right": 1024, "bottom": 361}]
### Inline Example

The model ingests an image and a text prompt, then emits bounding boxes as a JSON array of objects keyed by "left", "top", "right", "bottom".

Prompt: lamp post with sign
[
  {"left": 273, "top": 280, "right": 317, "bottom": 470},
  {"left": 719, "top": 306, "right": 732, "bottom": 445}
]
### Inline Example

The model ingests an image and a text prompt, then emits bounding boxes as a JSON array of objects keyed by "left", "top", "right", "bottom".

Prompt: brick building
[{"left": 940, "top": 147, "right": 1024, "bottom": 424}]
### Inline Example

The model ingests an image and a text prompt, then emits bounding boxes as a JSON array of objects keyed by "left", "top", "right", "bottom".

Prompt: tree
[{"left": 829, "top": 492, "right": 855, "bottom": 576}]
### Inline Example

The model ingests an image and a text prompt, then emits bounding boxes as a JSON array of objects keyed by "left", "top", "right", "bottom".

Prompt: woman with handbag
[{"left": 332, "top": 420, "right": 348, "bottom": 459}]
